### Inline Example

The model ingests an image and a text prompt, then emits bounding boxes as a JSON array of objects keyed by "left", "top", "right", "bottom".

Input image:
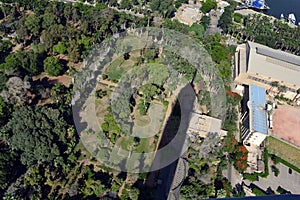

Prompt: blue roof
[
  {"left": 251, "top": 0, "right": 263, "bottom": 9},
  {"left": 248, "top": 85, "right": 268, "bottom": 134}
]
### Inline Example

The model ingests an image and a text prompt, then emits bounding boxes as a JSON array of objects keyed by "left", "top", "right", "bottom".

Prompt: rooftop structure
[
  {"left": 245, "top": 0, "right": 269, "bottom": 10},
  {"left": 234, "top": 41, "right": 300, "bottom": 92},
  {"left": 241, "top": 85, "right": 268, "bottom": 146},
  {"left": 173, "top": 4, "right": 203, "bottom": 26},
  {"left": 248, "top": 85, "right": 268, "bottom": 134},
  {"left": 187, "top": 112, "right": 227, "bottom": 139}
]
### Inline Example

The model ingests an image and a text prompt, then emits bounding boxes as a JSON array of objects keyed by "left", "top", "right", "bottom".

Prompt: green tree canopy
[
  {"left": 211, "top": 45, "right": 227, "bottom": 63},
  {"left": 0, "top": 96, "right": 11, "bottom": 127},
  {"left": 0, "top": 39, "right": 13, "bottom": 55},
  {"left": 201, "top": 0, "right": 217, "bottom": 13},
  {"left": 53, "top": 41, "right": 67, "bottom": 54},
  {"left": 218, "top": 5, "right": 234, "bottom": 32},
  {"left": 139, "top": 83, "right": 160, "bottom": 101},
  {"left": 217, "top": 60, "right": 232, "bottom": 80},
  {"left": 1, "top": 106, "right": 69, "bottom": 165},
  {"left": 0, "top": 50, "right": 42, "bottom": 75},
  {"left": 43, "top": 56, "right": 64, "bottom": 76},
  {"left": 0, "top": 146, "right": 20, "bottom": 189}
]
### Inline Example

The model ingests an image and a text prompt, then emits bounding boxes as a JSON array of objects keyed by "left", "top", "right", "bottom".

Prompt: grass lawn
[
  {"left": 267, "top": 136, "right": 300, "bottom": 169},
  {"left": 134, "top": 109, "right": 151, "bottom": 126},
  {"left": 74, "top": 140, "right": 92, "bottom": 161},
  {"left": 117, "top": 136, "right": 154, "bottom": 153},
  {"left": 105, "top": 55, "right": 137, "bottom": 82}
]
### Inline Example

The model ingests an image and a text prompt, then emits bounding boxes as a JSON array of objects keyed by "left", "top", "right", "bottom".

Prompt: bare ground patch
[{"left": 272, "top": 105, "right": 300, "bottom": 147}]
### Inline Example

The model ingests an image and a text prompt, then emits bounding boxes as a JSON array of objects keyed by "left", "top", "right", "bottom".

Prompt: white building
[
  {"left": 187, "top": 112, "right": 227, "bottom": 138},
  {"left": 234, "top": 41, "right": 300, "bottom": 92}
]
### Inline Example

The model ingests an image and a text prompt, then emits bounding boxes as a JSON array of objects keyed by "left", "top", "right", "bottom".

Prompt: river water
[{"left": 264, "top": 0, "right": 300, "bottom": 24}]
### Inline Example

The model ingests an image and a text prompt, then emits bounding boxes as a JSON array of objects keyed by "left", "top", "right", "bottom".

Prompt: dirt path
[
  {"left": 32, "top": 74, "right": 73, "bottom": 87},
  {"left": 12, "top": 43, "right": 22, "bottom": 53},
  {"left": 98, "top": 79, "right": 118, "bottom": 88},
  {"left": 118, "top": 176, "right": 128, "bottom": 197}
]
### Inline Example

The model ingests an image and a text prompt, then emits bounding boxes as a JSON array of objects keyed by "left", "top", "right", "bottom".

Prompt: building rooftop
[
  {"left": 187, "top": 112, "right": 227, "bottom": 138},
  {"left": 248, "top": 85, "right": 268, "bottom": 134},
  {"left": 173, "top": 4, "right": 202, "bottom": 26},
  {"left": 247, "top": 41, "right": 300, "bottom": 87}
]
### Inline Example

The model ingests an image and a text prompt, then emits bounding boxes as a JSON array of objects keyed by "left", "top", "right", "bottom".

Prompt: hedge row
[{"left": 252, "top": 187, "right": 266, "bottom": 196}]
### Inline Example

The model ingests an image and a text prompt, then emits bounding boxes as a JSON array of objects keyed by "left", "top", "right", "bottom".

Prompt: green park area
[{"left": 267, "top": 136, "right": 300, "bottom": 171}]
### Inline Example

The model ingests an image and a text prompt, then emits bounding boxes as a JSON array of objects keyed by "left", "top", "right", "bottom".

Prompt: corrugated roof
[
  {"left": 247, "top": 41, "right": 300, "bottom": 86},
  {"left": 248, "top": 85, "right": 268, "bottom": 134},
  {"left": 256, "top": 47, "right": 300, "bottom": 66}
]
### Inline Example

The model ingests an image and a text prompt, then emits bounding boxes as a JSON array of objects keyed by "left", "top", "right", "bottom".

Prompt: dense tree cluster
[
  {"left": 43, "top": 56, "right": 64, "bottom": 76},
  {"left": 224, "top": 12, "right": 300, "bottom": 55},
  {"left": 180, "top": 133, "right": 223, "bottom": 199},
  {"left": 201, "top": 0, "right": 217, "bottom": 14},
  {"left": 1, "top": 106, "right": 69, "bottom": 165},
  {"left": 0, "top": 145, "right": 21, "bottom": 190},
  {"left": 0, "top": 0, "right": 256, "bottom": 198},
  {"left": 149, "top": 0, "right": 175, "bottom": 18},
  {"left": 218, "top": 4, "right": 234, "bottom": 33},
  {"left": 0, "top": 50, "right": 43, "bottom": 76}
]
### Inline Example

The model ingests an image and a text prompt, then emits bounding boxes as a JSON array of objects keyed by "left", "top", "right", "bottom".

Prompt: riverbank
[
  {"left": 265, "top": 0, "right": 300, "bottom": 25},
  {"left": 234, "top": 9, "right": 298, "bottom": 28}
]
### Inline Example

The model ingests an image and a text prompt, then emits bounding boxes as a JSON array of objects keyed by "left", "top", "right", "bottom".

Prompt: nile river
[{"left": 264, "top": 0, "right": 300, "bottom": 24}]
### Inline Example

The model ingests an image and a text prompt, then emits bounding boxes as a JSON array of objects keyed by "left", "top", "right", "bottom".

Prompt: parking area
[{"left": 244, "top": 158, "right": 300, "bottom": 194}]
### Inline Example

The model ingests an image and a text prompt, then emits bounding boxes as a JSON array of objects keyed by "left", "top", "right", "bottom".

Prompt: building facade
[{"left": 234, "top": 41, "right": 300, "bottom": 92}]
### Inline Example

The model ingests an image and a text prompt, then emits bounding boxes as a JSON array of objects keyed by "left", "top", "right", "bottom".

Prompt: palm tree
[
  {"left": 293, "top": 88, "right": 300, "bottom": 101},
  {"left": 278, "top": 85, "right": 287, "bottom": 95},
  {"left": 270, "top": 81, "right": 279, "bottom": 89}
]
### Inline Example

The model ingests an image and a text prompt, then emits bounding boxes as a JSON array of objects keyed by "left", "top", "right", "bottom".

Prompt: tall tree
[
  {"left": 0, "top": 146, "right": 20, "bottom": 190},
  {"left": 43, "top": 56, "right": 64, "bottom": 76},
  {"left": 1, "top": 106, "right": 69, "bottom": 166}
]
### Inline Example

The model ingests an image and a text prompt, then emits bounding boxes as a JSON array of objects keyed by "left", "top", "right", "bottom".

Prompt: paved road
[
  {"left": 223, "top": 164, "right": 243, "bottom": 188},
  {"left": 244, "top": 158, "right": 300, "bottom": 194},
  {"left": 108, "top": 5, "right": 145, "bottom": 18},
  {"left": 205, "top": 9, "right": 222, "bottom": 36}
]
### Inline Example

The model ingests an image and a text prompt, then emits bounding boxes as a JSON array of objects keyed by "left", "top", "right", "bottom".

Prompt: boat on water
[
  {"left": 244, "top": 0, "right": 270, "bottom": 10},
  {"left": 288, "top": 13, "right": 297, "bottom": 25}
]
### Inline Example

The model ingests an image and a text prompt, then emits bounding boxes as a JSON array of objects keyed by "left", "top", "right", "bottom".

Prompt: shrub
[
  {"left": 276, "top": 186, "right": 290, "bottom": 194},
  {"left": 201, "top": 0, "right": 217, "bottom": 13},
  {"left": 233, "top": 13, "right": 243, "bottom": 23},
  {"left": 138, "top": 99, "right": 149, "bottom": 115},
  {"left": 274, "top": 166, "right": 280, "bottom": 177},
  {"left": 259, "top": 149, "right": 269, "bottom": 178},
  {"left": 252, "top": 187, "right": 266, "bottom": 196},
  {"left": 102, "top": 74, "right": 108, "bottom": 80},
  {"left": 53, "top": 41, "right": 67, "bottom": 54},
  {"left": 243, "top": 173, "right": 258, "bottom": 182},
  {"left": 162, "top": 100, "right": 169, "bottom": 107},
  {"left": 96, "top": 89, "right": 107, "bottom": 99},
  {"left": 43, "top": 56, "right": 64, "bottom": 76}
]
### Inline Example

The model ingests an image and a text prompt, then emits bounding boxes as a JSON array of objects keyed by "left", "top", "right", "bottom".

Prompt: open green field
[
  {"left": 267, "top": 136, "right": 300, "bottom": 169},
  {"left": 118, "top": 136, "right": 154, "bottom": 153},
  {"left": 133, "top": 103, "right": 166, "bottom": 137}
]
